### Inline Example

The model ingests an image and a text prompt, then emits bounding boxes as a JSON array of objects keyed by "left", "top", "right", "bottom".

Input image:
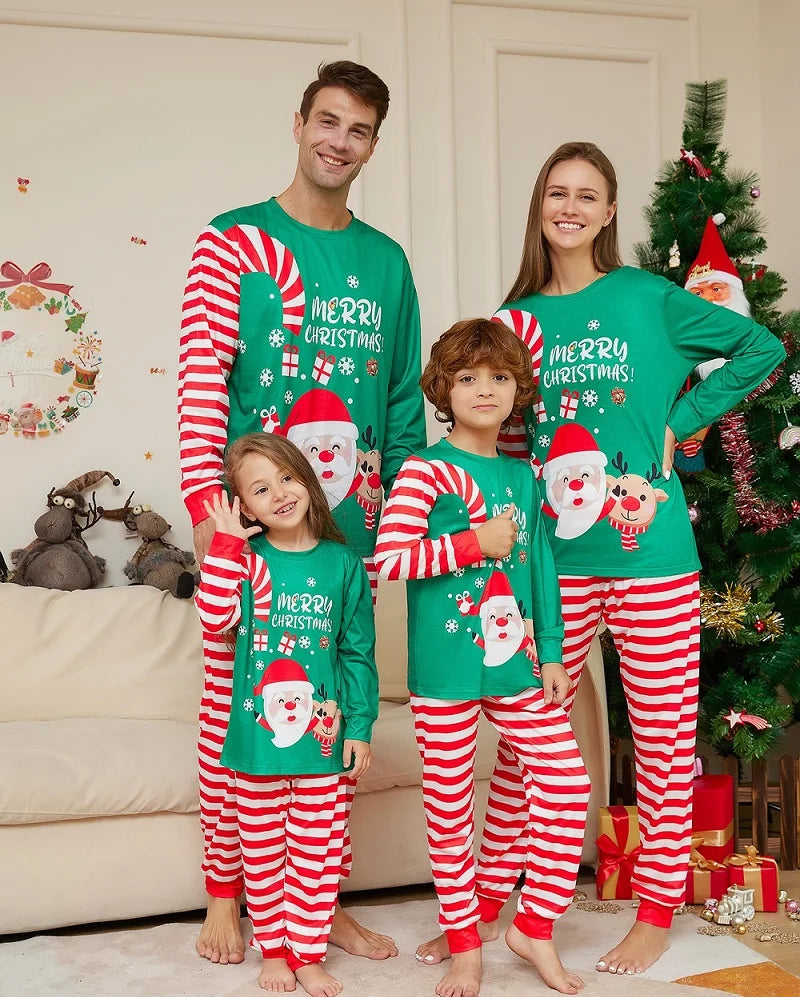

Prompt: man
[{"left": 178, "top": 60, "right": 426, "bottom": 968}]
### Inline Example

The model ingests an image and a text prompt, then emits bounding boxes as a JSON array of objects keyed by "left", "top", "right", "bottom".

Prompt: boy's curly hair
[{"left": 420, "top": 317, "right": 536, "bottom": 426}]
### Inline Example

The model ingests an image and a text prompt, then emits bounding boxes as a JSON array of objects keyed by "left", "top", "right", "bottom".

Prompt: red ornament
[
  {"left": 754, "top": 619, "right": 766, "bottom": 633},
  {"left": 680, "top": 147, "right": 712, "bottom": 180}
]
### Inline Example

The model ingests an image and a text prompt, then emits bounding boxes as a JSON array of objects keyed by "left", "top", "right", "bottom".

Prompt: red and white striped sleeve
[
  {"left": 178, "top": 224, "right": 241, "bottom": 526},
  {"left": 374, "top": 457, "right": 484, "bottom": 580},
  {"left": 195, "top": 532, "right": 247, "bottom": 634},
  {"left": 497, "top": 419, "right": 530, "bottom": 460}
]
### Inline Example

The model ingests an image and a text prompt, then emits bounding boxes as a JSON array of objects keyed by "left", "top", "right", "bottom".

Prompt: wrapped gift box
[
  {"left": 691, "top": 772, "right": 734, "bottom": 863},
  {"left": 725, "top": 846, "right": 779, "bottom": 912},
  {"left": 595, "top": 805, "right": 641, "bottom": 900},
  {"left": 684, "top": 842, "right": 728, "bottom": 904}
]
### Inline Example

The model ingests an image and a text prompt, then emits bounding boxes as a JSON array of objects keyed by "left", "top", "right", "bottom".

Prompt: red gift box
[
  {"left": 684, "top": 840, "right": 728, "bottom": 904},
  {"left": 595, "top": 805, "right": 641, "bottom": 900},
  {"left": 691, "top": 772, "right": 734, "bottom": 863},
  {"left": 724, "top": 846, "right": 779, "bottom": 912}
]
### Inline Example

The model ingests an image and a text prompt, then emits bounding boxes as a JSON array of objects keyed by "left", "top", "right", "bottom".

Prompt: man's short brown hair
[
  {"left": 420, "top": 318, "right": 536, "bottom": 426},
  {"left": 299, "top": 61, "right": 390, "bottom": 137}
]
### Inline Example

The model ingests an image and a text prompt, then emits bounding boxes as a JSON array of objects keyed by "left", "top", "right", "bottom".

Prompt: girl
[
  {"left": 375, "top": 318, "right": 591, "bottom": 997},
  {"left": 195, "top": 432, "right": 379, "bottom": 997},
  {"left": 414, "top": 142, "right": 785, "bottom": 978}
]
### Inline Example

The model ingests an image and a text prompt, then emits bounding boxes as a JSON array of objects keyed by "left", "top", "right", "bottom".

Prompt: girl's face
[
  {"left": 449, "top": 364, "right": 517, "bottom": 432},
  {"left": 541, "top": 158, "right": 616, "bottom": 255},
  {"left": 237, "top": 454, "right": 311, "bottom": 534}
]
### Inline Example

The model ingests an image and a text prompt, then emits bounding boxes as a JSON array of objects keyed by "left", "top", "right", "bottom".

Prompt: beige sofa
[{"left": 0, "top": 582, "right": 609, "bottom": 935}]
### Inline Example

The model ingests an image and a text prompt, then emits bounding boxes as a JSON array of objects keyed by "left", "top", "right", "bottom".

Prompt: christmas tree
[{"left": 626, "top": 79, "right": 800, "bottom": 761}]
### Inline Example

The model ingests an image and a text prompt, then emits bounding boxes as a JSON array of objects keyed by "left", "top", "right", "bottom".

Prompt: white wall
[{"left": 2, "top": 0, "right": 796, "bottom": 590}]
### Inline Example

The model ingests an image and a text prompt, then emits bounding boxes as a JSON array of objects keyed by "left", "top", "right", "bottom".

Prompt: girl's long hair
[
  {"left": 505, "top": 141, "right": 623, "bottom": 303},
  {"left": 224, "top": 433, "right": 345, "bottom": 545}
]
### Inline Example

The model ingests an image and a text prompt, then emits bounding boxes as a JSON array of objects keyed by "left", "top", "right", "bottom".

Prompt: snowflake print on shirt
[
  {"left": 538, "top": 434, "right": 551, "bottom": 448},
  {"left": 284, "top": 390, "right": 293, "bottom": 405},
  {"left": 307, "top": 577, "right": 316, "bottom": 587},
  {"left": 582, "top": 389, "right": 598, "bottom": 407},
  {"left": 347, "top": 275, "right": 359, "bottom": 288},
  {"left": 238, "top": 626, "right": 247, "bottom": 636},
  {"left": 269, "top": 329, "right": 285, "bottom": 348},
  {"left": 243, "top": 698, "right": 254, "bottom": 711},
  {"left": 237, "top": 340, "right": 247, "bottom": 354},
  {"left": 453, "top": 567, "right": 465, "bottom": 578},
  {"left": 445, "top": 619, "right": 459, "bottom": 634},
  {"left": 338, "top": 357, "right": 355, "bottom": 376},
  {"left": 587, "top": 319, "right": 600, "bottom": 331},
  {"left": 475, "top": 577, "right": 485, "bottom": 589},
  {"left": 506, "top": 487, "right": 513, "bottom": 498},
  {"left": 298, "top": 636, "right": 311, "bottom": 649},
  {"left": 260, "top": 368, "right": 274, "bottom": 387}
]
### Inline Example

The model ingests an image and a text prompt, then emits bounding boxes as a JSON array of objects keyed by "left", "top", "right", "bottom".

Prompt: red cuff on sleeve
[
  {"left": 185, "top": 483, "right": 224, "bottom": 526},
  {"left": 454, "top": 529, "right": 484, "bottom": 565},
  {"left": 207, "top": 532, "right": 246, "bottom": 559}
]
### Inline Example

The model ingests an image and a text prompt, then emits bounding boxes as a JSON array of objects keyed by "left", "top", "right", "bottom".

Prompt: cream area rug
[{"left": 0, "top": 897, "right": 772, "bottom": 997}]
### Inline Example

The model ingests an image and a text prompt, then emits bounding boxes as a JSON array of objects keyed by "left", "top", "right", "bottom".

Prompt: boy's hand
[
  {"left": 343, "top": 739, "right": 371, "bottom": 780},
  {"left": 541, "top": 662, "right": 572, "bottom": 705},
  {"left": 202, "top": 493, "right": 262, "bottom": 542},
  {"left": 474, "top": 504, "right": 518, "bottom": 558}
]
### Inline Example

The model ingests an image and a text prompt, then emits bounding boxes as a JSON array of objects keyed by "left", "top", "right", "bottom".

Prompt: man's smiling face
[{"left": 293, "top": 86, "right": 379, "bottom": 194}]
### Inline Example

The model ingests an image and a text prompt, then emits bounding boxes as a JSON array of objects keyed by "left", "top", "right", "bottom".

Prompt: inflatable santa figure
[{"left": 253, "top": 657, "right": 315, "bottom": 748}]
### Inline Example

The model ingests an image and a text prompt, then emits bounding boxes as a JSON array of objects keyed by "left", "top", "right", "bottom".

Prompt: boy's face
[{"left": 448, "top": 364, "right": 517, "bottom": 432}]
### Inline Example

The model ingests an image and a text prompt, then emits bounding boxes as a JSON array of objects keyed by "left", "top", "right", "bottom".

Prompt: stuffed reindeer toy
[
  {"left": 103, "top": 493, "right": 198, "bottom": 599},
  {"left": 11, "top": 469, "right": 120, "bottom": 589}
]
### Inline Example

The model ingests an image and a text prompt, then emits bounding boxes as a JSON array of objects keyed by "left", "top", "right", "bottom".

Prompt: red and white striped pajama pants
[
  {"left": 197, "top": 557, "right": 378, "bottom": 897},
  {"left": 475, "top": 573, "right": 700, "bottom": 930},
  {"left": 410, "top": 688, "right": 590, "bottom": 951},
  {"left": 235, "top": 772, "right": 347, "bottom": 966}
]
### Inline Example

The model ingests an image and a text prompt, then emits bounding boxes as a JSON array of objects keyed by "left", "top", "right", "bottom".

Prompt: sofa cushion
[
  {"left": 357, "top": 701, "right": 499, "bottom": 794},
  {"left": 0, "top": 718, "right": 199, "bottom": 824},
  {"left": 0, "top": 585, "right": 203, "bottom": 723}
]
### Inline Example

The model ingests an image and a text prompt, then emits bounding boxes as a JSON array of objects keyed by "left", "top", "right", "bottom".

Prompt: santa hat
[
  {"left": 279, "top": 389, "right": 357, "bottom": 446},
  {"left": 542, "top": 423, "right": 606, "bottom": 481},
  {"left": 477, "top": 571, "right": 515, "bottom": 612},
  {"left": 253, "top": 657, "right": 313, "bottom": 697},
  {"left": 685, "top": 216, "right": 743, "bottom": 291}
]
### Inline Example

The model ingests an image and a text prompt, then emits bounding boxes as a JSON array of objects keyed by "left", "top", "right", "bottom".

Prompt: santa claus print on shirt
[
  {"left": 457, "top": 570, "right": 537, "bottom": 668},
  {"left": 253, "top": 657, "right": 315, "bottom": 747},
  {"left": 541, "top": 423, "right": 615, "bottom": 540},
  {"left": 278, "top": 388, "right": 359, "bottom": 509}
]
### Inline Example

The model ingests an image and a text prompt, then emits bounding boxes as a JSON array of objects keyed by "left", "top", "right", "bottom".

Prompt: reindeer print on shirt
[{"left": 605, "top": 451, "right": 669, "bottom": 551}]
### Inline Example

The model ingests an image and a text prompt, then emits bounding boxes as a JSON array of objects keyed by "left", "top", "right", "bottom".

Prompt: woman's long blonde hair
[
  {"left": 224, "top": 433, "right": 344, "bottom": 544},
  {"left": 505, "top": 141, "right": 623, "bottom": 303}
]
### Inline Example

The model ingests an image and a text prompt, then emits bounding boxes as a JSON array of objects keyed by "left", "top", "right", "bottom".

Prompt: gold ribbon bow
[
  {"left": 689, "top": 849, "right": 723, "bottom": 871},
  {"left": 725, "top": 845, "right": 768, "bottom": 868}
]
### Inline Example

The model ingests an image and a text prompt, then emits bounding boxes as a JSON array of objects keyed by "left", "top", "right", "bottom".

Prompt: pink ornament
[
  {"left": 687, "top": 502, "right": 701, "bottom": 525},
  {"left": 785, "top": 898, "right": 799, "bottom": 914},
  {"left": 704, "top": 898, "right": 719, "bottom": 910},
  {"left": 750, "top": 186, "right": 761, "bottom": 198}
]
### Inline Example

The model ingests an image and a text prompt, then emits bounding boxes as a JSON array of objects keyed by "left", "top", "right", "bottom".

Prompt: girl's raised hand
[{"left": 203, "top": 493, "right": 262, "bottom": 541}]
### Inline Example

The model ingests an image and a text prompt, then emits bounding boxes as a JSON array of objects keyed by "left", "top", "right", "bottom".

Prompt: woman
[{"left": 415, "top": 141, "right": 785, "bottom": 980}]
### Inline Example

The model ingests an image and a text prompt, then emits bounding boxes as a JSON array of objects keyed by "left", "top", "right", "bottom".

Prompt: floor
[{"left": 7, "top": 868, "right": 799, "bottom": 979}]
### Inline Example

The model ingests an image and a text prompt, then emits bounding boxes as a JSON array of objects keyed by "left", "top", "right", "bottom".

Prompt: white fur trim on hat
[
  {"left": 542, "top": 450, "right": 607, "bottom": 481},
  {"left": 286, "top": 421, "right": 357, "bottom": 444}
]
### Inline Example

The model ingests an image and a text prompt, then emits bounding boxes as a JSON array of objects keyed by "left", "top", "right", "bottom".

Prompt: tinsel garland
[{"left": 718, "top": 354, "right": 800, "bottom": 534}]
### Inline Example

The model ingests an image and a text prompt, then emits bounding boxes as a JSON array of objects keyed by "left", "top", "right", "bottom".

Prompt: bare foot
[
  {"left": 595, "top": 921, "right": 670, "bottom": 975},
  {"left": 415, "top": 921, "right": 500, "bottom": 965},
  {"left": 435, "top": 948, "right": 482, "bottom": 997},
  {"left": 195, "top": 894, "right": 245, "bottom": 965},
  {"left": 294, "top": 963, "right": 343, "bottom": 997},
  {"left": 259, "top": 957, "right": 296, "bottom": 991},
  {"left": 505, "top": 924, "right": 583, "bottom": 994},
  {"left": 329, "top": 903, "right": 398, "bottom": 959}
]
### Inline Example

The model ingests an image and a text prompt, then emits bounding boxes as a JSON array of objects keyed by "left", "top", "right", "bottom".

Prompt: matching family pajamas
[
  {"left": 178, "top": 198, "right": 425, "bottom": 901},
  {"left": 375, "top": 439, "right": 591, "bottom": 950},
  {"left": 195, "top": 533, "right": 378, "bottom": 964},
  {"left": 485, "top": 267, "right": 785, "bottom": 925}
]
